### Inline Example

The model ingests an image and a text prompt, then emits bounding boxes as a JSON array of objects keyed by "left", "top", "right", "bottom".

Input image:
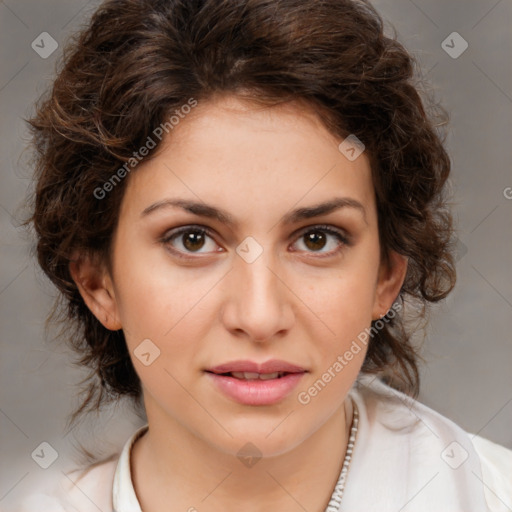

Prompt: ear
[
  {"left": 68, "top": 251, "right": 122, "bottom": 331},
  {"left": 372, "top": 250, "right": 408, "bottom": 320}
]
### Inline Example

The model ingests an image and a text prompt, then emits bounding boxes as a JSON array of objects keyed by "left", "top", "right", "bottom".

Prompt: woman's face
[{"left": 80, "top": 95, "right": 406, "bottom": 457}]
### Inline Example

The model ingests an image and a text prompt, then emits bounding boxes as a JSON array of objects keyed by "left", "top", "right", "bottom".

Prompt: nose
[{"left": 221, "top": 249, "right": 295, "bottom": 343}]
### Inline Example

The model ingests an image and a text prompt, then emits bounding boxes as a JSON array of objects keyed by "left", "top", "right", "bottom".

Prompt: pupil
[
  {"left": 183, "top": 231, "right": 205, "bottom": 251},
  {"left": 305, "top": 232, "right": 326, "bottom": 251}
]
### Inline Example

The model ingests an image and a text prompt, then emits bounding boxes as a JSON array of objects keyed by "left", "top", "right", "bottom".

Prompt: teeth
[
  {"left": 259, "top": 372, "right": 280, "bottom": 380},
  {"left": 229, "top": 371, "right": 283, "bottom": 380},
  {"left": 230, "top": 372, "right": 253, "bottom": 379},
  {"left": 241, "top": 372, "right": 260, "bottom": 380}
]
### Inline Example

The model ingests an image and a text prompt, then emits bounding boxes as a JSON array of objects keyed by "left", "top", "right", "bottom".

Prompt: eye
[
  {"left": 291, "top": 225, "right": 350, "bottom": 257},
  {"left": 160, "top": 224, "right": 350, "bottom": 259},
  {"left": 160, "top": 225, "right": 222, "bottom": 258}
]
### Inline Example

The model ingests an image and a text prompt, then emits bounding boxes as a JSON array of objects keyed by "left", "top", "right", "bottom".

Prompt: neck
[{"left": 132, "top": 397, "right": 353, "bottom": 512}]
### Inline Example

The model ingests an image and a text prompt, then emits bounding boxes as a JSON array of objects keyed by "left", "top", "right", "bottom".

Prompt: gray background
[{"left": 1, "top": 0, "right": 511, "bottom": 508}]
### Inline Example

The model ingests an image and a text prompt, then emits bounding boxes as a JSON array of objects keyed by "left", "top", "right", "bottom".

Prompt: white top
[{"left": 18, "top": 376, "right": 512, "bottom": 511}]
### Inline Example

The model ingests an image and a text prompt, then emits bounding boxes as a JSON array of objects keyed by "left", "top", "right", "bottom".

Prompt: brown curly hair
[{"left": 25, "top": 0, "right": 455, "bottom": 432}]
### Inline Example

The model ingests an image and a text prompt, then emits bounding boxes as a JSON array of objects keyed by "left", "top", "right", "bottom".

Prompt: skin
[{"left": 70, "top": 94, "right": 407, "bottom": 512}]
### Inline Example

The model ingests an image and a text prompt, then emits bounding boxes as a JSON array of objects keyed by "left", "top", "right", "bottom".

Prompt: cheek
[
  {"left": 309, "top": 278, "right": 373, "bottom": 372},
  {"left": 111, "top": 234, "right": 206, "bottom": 338},
  {"left": 295, "top": 276, "right": 374, "bottom": 413},
  {"left": 312, "top": 255, "right": 379, "bottom": 337},
  {"left": 110, "top": 242, "right": 222, "bottom": 394},
  {"left": 111, "top": 261, "right": 207, "bottom": 402},
  {"left": 298, "top": 248, "right": 379, "bottom": 393}
]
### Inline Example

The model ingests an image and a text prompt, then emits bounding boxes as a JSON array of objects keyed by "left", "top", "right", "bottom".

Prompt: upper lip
[{"left": 206, "top": 359, "right": 307, "bottom": 374}]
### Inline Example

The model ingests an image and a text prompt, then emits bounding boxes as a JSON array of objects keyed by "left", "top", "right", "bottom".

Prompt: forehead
[{"left": 120, "top": 95, "right": 376, "bottom": 226}]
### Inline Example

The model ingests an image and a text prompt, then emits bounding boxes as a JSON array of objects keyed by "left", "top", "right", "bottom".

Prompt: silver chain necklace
[{"left": 324, "top": 399, "right": 359, "bottom": 511}]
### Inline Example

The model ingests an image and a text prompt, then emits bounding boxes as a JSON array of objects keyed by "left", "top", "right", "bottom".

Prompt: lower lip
[{"left": 205, "top": 372, "right": 305, "bottom": 405}]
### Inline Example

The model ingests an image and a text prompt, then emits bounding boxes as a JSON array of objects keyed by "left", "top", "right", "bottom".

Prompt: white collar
[
  {"left": 112, "top": 424, "right": 147, "bottom": 512},
  {"left": 341, "top": 376, "right": 491, "bottom": 510},
  {"left": 112, "top": 376, "right": 491, "bottom": 511}
]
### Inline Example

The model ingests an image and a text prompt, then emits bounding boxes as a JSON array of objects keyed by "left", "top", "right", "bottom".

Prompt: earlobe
[
  {"left": 372, "top": 251, "right": 408, "bottom": 320},
  {"left": 69, "top": 252, "right": 122, "bottom": 331}
]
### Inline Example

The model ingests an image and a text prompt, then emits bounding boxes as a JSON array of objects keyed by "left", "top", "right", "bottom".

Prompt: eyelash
[{"left": 160, "top": 224, "right": 350, "bottom": 260}]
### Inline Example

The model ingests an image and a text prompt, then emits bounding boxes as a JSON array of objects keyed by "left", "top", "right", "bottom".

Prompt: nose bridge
[
  {"left": 226, "top": 239, "right": 293, "bottom": 341},
  {"left": 236, "top": 234, "right": 279, "bottom": 290},
  {"left": 240, "top": 249, "right": 279, "bottom": 300}
]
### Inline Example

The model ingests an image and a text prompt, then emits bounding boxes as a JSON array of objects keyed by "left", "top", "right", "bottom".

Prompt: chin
[{"left": 198, "top": 415, "right": 315, "bottom": 460}]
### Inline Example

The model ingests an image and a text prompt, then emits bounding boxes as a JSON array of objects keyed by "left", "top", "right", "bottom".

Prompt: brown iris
[
  {"left": 182, "top": 231, "right": 206, "bottom": 252},
  {"left": 303, "top": 231, "right": 327, "bottom": 251}
]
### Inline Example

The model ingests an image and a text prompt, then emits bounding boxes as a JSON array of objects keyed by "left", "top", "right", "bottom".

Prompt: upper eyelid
[
  {"left": 161, "top": 223, "right": 349, "bottom": 247},
  {"left": 294, "top": 223, "right": 348, "bottom": 237}
]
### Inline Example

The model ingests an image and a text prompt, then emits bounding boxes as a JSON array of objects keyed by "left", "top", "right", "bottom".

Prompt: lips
[
  {"left": 206, "top": 359, "right": 307, "bottom": 376},
  {"left": 204, "top": 360, "right": 307, "bottom": 405}
]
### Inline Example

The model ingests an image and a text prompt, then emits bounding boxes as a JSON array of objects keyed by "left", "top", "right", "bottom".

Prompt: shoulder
[
  {"left": 348, "top": 375, "right": 512, "bottom": 511},
  {"left": 17, "top": 423, "right": 149, "bottom": 512},
  {"left": 471, "top": 434, "right": 512, "bottom": 512},
  {"left": 17, "top": 457, "right": 118, "bottom": 512}
]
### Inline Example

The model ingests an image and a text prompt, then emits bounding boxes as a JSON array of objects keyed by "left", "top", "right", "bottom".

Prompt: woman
[{"left": 21, "top": 0, "right": 511, "bottom": 510}]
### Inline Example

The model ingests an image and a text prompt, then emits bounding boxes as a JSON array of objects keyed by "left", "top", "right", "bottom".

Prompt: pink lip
[
  {"left": 205, "top": 359, "right": 307, "bottom": 406},
  {"left": 205, "top": 372, "right": 305, "bottom": 405},
  {"left": 207, "top": 359, "right": 306, "bottom": 374}
]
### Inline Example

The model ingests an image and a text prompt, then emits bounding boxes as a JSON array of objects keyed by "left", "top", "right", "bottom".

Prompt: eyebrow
[{"left": 140, "top": 197, "right": 367, "bottom": 226}]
